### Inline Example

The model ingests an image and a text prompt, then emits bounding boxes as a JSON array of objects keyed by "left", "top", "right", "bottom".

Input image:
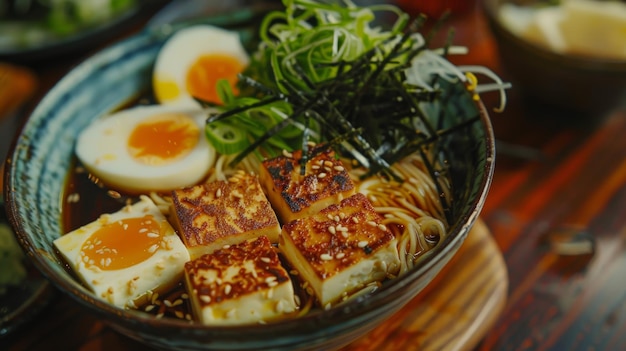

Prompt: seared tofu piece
[
  {"left": 184, "top": 236, "right": 297, "bottom": 325},
  {"left": 53, "top": 196, "right": 190, "bottom": 308},
  {"left": 279, "top": 193, "right": 400, "bottom": 307},
  {"left": 171, "top": 171, "right": 281, "bottom": 259},
  {"left": 259, "top": 147, "right": 355, "bottom": 224}
]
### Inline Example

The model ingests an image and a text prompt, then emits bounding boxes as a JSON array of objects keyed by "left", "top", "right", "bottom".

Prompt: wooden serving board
[
  {"left": 342, "top": 219, "right": 508, "bottom": 351},
  {"left": 3, "top": 220, "right": 507, "bottom": 351}
]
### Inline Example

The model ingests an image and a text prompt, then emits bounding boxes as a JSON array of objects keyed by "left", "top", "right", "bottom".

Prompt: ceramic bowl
[
  {"left": 482, "top": 0, "right": 626, "bottom": 116},
  {"left": 3, "top": 24, "right": 495, "bottom": 351}
]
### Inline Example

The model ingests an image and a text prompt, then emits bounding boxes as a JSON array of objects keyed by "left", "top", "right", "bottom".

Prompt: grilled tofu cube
[
  {"left": 53, "top": 196, "right": 190, "bottom": 308},
  {"left": 171, "top": 171, "right": 281, "bottom": 259},
  {"left": 184, "top": 235, "right": 297, "bottom": 325},
  {"left": 279, "top": 193, "right": 400, "bottom": 307},
  {"left": 259, "top": 147, "right": 356, "bottom": 224}
]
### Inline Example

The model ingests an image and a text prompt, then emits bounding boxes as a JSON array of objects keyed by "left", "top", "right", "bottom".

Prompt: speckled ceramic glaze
[{"left": 4, "top": 27, "right": 495, "bottom": 351}]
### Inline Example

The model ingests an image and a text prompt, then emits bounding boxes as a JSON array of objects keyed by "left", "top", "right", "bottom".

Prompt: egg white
[
  {"left": 75, "top": 104, "right": 216, "bottom": 194},
  {"left": 53, "top": 196, "right": 190, "bottom": 308},
  {"left": 153, "top": 25, "right": 250, "bottom": 108}
]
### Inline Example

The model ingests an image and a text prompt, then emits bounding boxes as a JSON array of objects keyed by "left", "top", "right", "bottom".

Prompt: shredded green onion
[{"left": 197, "top": 0, "right": 508, "bottom": 178}]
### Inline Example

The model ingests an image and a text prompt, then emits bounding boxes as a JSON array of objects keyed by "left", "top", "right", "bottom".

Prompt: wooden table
[{"left": 2, "top": 2, "right": 625, "bottom": 350}]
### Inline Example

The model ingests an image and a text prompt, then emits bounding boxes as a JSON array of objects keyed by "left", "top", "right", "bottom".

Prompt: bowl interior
[{"left": 4, "top": 25, "right": 495, "bottom": 351}]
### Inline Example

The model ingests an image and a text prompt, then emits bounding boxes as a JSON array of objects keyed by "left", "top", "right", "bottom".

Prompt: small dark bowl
[{"left": 482, "top": 0, "right": 626, "bottom": 116}]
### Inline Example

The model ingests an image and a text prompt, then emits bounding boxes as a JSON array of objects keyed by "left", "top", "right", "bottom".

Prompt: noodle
[{"left": 352, "top": 152, "right": 449, "bottom": 276}]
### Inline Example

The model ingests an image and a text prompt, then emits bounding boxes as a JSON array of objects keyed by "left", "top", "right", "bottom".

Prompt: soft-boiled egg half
[
  {"left": 75, "top": 104, "right": 216, "bottom": 194},
  {"left": 153, "top": 25, "right": 250, "bottom": 107},
  {"left": 54, "top": 196, "right": 190, "bottom": 308}
]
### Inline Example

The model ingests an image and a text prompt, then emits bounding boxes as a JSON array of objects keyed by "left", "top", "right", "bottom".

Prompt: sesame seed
[
  {"left": 275, "top": 300, "right": 285, "bottom": 313},
  {"left": 282, "top": 149, "right": 293, "bottom": 158},
  {"left": 181, "top": 293, "right": 189, "bottom": 299},
  {"left": 367, "top": 221, "right": 377, "bottom": 227},
  {"left": 175, "top": 311, "right": 184, "bottom": 319},
  {"left": 265, "top": 276, "right": 277, "bottom": 284},
  {"left": 108, "top": 190, "right": 121, "bottom": 199},
  {"left": 224, "top": 284, "right": 232, "bottom": 295},
  {"left": 164, "top": 300, "right": 173, "bottom": 307},
  {"left": 260, "top": 257, "right": 271, "bottom": 263},
  {"left": 328, "top": 226, "right": 336, "bottom": 235},
  {"left": 378, "top": 224, "right": 387, "bottom": 231},
  {"left": 333, "top": 165, "right": 345, "bottom": 172},
  {"left": 320, "top": 253, "right": 333, "bottom": 261},
  {"left": 334, "top": 215, "right": 340, "bottom": 222},
  {"left": 339, "top": 212, "right": 346, "bottom": 219},
  {"left": 317, "top": 172, "right": 327, "bottom": 179},
  {"left": 294, "top": 295, "right": 301, "bottom": 306},
  {"left": 311, "top": 165, "right": 320, "bottom": 170},
  {"left": 66, "top": 193, "right": 80, "bottom": 203},
  {"left": 336, "top": 252, "right": 346, "bottom": 259},
  {"left": 222, "top": 244, "right": 231, "bottom": 249},
  {"left": 145, "top": 305, "right": 155, "bottom": 312},
  {"left": 358, "top": 241, "right": 368, "bottom": 248},
  {"left": 216, "top": 188, "right": 222, "bottom": 198},
  {"left": 352, "top": 217, "right": 359, "bottom": 223},
  {"left": 147, "top": 232, "right": 159, "bottom": 238},
  {"left": 148, "top": 244, "right": 159, "bottom": 253},
  {"left": 336, "top": 225, "right": 348, "bottom": 232},
  {"left": 341, "top": 232, "right": 349, "bottom": 238},
  {"left": 324, "top": 160, "right": 333, "bottom": 167},
  {"left": 200, "top": 295, "right": 211, "bottom": 303},
  {"left": 172, "top": 299, "right": 184, "bottom": 307}
]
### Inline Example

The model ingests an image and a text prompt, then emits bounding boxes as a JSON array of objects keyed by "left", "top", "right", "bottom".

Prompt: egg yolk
[
  {"left": 80, "top": 215, "right": 162, "bottom": 271},
  {"left": 127, "top": 113, "right": 199, "bottom": 165},
  {"left": 186, "top": 53, "right": 245, "bottom": 104},
  {"left": 153, "top": 77, "right": 181, "bottom": 103}
]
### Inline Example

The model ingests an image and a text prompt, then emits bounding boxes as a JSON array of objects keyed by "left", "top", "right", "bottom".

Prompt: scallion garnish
[{"left": 199, "top": 0, "right": 508, "bottom": 179}]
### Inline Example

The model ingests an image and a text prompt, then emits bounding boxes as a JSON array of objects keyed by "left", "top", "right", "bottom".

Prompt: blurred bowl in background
[{"left": 482, "top": 0, "right": 626, "bottom": 116}]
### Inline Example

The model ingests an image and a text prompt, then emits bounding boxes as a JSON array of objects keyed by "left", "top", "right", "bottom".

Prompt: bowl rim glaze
[{"left": 3, "top": 25, "right": 496, "bottom": 349}]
